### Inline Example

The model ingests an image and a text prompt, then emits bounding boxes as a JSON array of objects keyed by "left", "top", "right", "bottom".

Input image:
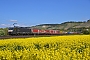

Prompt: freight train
[
  {"left": 8, "top": 27, "right": 79, "bottom": 35},
  {"left": 8, "top": 27, "right": 60, "bottom": 35}
]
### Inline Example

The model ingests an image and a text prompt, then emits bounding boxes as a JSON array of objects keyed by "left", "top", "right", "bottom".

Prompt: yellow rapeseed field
[{"left": 0, "top": 35, "right": 90, "bottom": 60}]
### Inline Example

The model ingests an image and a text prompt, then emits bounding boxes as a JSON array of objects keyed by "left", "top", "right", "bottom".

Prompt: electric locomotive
[{"left": 8, "top": 27, "right": 32, "bottom": 35}]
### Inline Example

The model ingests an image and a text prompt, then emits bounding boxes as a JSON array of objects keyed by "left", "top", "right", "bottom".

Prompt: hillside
[{"left": 31, "top": 20, "right": 90, "bottom": 30}]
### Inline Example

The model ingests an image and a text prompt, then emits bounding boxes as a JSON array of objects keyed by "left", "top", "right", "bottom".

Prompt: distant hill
[{"left": 31, "top": 19, "right": 90, "bottom": 30}]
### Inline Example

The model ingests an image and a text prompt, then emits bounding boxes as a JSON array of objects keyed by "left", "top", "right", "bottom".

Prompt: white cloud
[
  {"left": 1, "top": 24, "right": 7, "bottom": 26},
  {"left": 16, "top": 24, "right": 28, "bottom": 27},
  {"left": 0, "top": 24, "right": 13, "bottom": 27},
  {"left": 1, "top": 24, "right": 5, "bottom": 25},
  {"left": 10, "top": 20, "right": 17, "bottom": 22},
  {"left": 0, "top": 23, "right": 29, "bottom": 28},
  {"left": 0, "top": 24, "right": 8, "bottom": 28}
]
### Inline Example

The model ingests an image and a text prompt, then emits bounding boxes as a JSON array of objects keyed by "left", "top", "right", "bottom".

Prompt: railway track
[
  {"left": 0, "top": 36, "right": 32, "bottom": 39},
  {"left": 0, "top": 35, "right": 59, "bottom": 39},
  {"left": 0, "top": 34, "right": 81, "bottom": 39}
]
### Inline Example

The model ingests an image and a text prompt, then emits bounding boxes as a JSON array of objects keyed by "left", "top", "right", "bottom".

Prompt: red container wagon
[
  {"left": 50, "top": 30, "right": 53, "bottom": 34},
  {"left": 31, "top": 28, "right": 39, "bottom": 34},
  {"left": 38, "top": 29, "right": 46, "bottom": 34},
  {"left": 31, "top": 28, "right": 60, "bottom": 35},
  {"left": 54, "top": 30, "right": 60, "bottom": 34},
  {"left": 49, "top": 30, "right": 60, "bottom": 35},
  {"left": 31, "top": 29, "right": 47, "bottom": 35},
  {"left": 45, "top": 30, "right": 50, "bottom": 34}
]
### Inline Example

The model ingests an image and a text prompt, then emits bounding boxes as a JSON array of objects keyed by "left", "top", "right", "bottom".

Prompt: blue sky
[{"left": 0, "top": 0, "right": 90, "bottom": 27}]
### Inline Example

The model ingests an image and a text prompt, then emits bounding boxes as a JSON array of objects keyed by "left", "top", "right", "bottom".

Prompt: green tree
[
  {"left": 82, "top": 30, "right": 90, "bottom": 34},
  {"left": 0, "top": 30, "right": 5, "bottom": 36}
]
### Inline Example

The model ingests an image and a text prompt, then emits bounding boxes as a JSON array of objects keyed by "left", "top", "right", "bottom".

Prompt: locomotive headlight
[{"left": 8, "top": 30, "right": 13, "bottom": 32}]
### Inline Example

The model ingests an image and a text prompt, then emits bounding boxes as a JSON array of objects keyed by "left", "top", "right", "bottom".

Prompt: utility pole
[{"left": 13, "top": 23, "right": 17, "bottom": 27}]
